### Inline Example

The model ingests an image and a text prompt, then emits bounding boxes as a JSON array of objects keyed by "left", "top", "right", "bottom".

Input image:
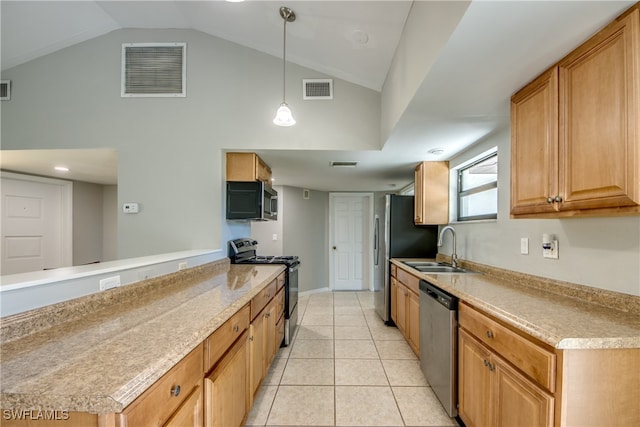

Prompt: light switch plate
[{"left": 520, "top": 238, "right": 529, "bottom": 255}]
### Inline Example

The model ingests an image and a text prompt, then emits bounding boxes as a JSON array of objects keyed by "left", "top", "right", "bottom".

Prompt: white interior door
[
  {"left": 1, "top": 172, "right": 72, "bottom": 275},
  {"left": 330, "top": 193, "right": 372, "bottom": 291}
]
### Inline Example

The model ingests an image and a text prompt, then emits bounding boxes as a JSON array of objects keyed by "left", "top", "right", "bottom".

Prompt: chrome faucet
[{"left": 438, "top": 226, "right": 458, "bottom": 268}]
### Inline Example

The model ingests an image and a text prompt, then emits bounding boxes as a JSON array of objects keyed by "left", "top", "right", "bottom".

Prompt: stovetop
[{"left": 228, "top": 238, "right": 300, "bottom": 266}]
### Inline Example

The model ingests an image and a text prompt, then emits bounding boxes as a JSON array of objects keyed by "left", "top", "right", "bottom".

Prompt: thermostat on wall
[{"left": 123, "top": 202, "right": 139, "bottom": 213}]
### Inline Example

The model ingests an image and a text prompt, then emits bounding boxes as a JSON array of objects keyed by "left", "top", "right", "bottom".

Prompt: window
[{"left": 457, "top": 152, "right": 498, "bottom": 221}]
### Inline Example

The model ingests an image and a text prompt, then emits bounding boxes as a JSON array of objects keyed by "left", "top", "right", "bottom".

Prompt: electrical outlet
[
  {"left": 99, "top": 275, "right": 121, "bottom": 291},
  {"left": 272, "top": 234, "right": 278, "bottom": 241},
  {"left": 178, "top": 261, "right": 188, "bottom": 270},
  {"left": 543, "top": 240, "right": 559, "bottom": 259},
  {"left": 520, "top": 238, "right": 529, "bottom": 255}
]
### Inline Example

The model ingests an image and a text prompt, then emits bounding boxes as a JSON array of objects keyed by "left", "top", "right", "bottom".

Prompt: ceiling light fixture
[
  {"left": 427, "top": 148, "right": 445, "bottom": 155},
  {"left": 54, "top": 166, "right": 69, "bottom": 172},
  {"left": 273, "top": 6, "right": 296, "bottom": 127}
]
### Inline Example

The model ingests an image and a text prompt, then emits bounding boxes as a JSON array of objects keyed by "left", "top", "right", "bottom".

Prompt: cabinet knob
[
  {"left": 171, "top": 385, "right": 181, "bottom": 397},
  {"left": 483, "top": 359, "right": 489, "bottom": 367},
  {"left": 233, "top": 324, "right": 239, "bottom": 333},
  {"left": 554, "top": 195, "right": 563, "bottom": 203},
  {"left": 486, "top": 330, "right": 494, "bottom": 339},
  {"left": 546, "top": 197, "right": 554, "bottom": 204},
  {"left": 249, "top": 335, "right": 254, "bottom": 342}
]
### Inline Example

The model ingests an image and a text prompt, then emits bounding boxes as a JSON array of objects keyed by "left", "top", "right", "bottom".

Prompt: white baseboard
[{"left": 299, "top": 287, "right": 331, "bottom": 297}]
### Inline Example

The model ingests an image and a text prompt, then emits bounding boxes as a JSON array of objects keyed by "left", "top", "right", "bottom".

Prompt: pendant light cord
[{"left": 282, "top": 15, "right": 288, "bottom": 104}]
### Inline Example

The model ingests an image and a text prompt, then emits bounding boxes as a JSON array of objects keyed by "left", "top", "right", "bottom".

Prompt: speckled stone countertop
[
  {"left": 392, "top": 258, "right": 640, "bottom": 350},
  {"left": 0, "top": 259, "right": 284, "bottom": 414}
]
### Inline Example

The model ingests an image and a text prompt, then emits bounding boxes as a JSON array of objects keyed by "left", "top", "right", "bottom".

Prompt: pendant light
[{"left": 273, "top": 6, "right": 296, "bottom": 127}]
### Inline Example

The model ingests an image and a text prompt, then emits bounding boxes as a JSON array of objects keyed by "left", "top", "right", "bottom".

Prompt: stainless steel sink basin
[
  {"left": 402, "top": 261, "right": 479, "bottom": 274},
  {"left": 402, "top": 261, "right": 447, "bottom": 267}
]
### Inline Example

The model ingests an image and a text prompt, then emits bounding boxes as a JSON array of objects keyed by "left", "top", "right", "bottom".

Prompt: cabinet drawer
[
  {"left": 276, "top": 272, "right": 285, "bottom": 292},
  {"left": 459, "top": 302, "right": 556, "bottom": 391},
  {"left": 119, "top": 344, "right": 203, "bottom": 427},
  {"left": 251, "top": 280, "right": 277, "bottom": 320},
  {"left": 396, "top": 267, "right": 420, "bottom": 294},
  {"left": 204, "top": 304, "right": 250, "bottom": 373}
]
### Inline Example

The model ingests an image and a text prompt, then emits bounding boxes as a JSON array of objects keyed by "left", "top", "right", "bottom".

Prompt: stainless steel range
[{"left": 228, "top": 238, "right": 299, "bottom": 346}]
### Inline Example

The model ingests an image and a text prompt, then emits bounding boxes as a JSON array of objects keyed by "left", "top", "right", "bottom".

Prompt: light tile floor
[{"left": 245, "top": 291, "right": 459, "bottom": 427}]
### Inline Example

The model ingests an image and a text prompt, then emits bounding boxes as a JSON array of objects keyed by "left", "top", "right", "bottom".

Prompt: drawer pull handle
[
  {"left": 233, "top": 325, "right": 240, "bottom": 333},
  {"left": 486, "top": 330, "right": 494, "bottom": 339},
  {"left": 171, "top": 385, "right": 181, "bottom": 397}
]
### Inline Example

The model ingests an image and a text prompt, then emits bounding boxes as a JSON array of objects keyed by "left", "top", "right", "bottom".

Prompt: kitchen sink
[
  {"left": 402, "top": 261, "right": 448, "bottom": 267},
  {"left": 403, "top": 262, "right": 479, "bottom": 274}
]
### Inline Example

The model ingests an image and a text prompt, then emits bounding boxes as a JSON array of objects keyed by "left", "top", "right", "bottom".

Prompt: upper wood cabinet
[
  {"left": 226, "top": 152, "right": 272, "bottom": 183},
  {"left": 511, "top": 7, "right": 639, "bottom": 218},
  {"left": 414, "top": 161, "right": 449, "bottom": 225}
]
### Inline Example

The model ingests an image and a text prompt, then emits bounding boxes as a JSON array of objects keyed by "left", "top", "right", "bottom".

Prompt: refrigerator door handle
[{"left": 374, "top": 216, "right": 379, "bottom": 266}]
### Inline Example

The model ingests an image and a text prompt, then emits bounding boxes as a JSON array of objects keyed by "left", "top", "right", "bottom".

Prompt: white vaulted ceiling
[{"left": 1, "top": 1, "right": 636, "bottom": 191}]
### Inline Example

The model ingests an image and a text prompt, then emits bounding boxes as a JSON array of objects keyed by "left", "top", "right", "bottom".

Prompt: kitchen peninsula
[{"left": 0, "top": 259, "right": 285, "bottom": 426}]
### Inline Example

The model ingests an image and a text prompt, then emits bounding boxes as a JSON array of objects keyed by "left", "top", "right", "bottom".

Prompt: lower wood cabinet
[
  {"left": 249, "top": 287, "right": 283, "bottom": 400},
  {"left": 117, "top": 344, "right": 204, "bottom": 427},
  {"left": 165, "top": 386, "right": 204, "bottom": 427},
  {"left": 390, "top": 266, "right": 420, "bottom": 356},
  {"left": 459, "top": 328, "right": 553, "bottom": 427},
  {"left": 204, "top": 330, "right": 249, "bottom": 427}
]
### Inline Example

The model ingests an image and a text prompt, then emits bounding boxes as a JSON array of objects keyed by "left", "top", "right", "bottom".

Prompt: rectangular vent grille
[
  {"left": 1, "top": 80, "right": 10, "bottom": 100},
  {"left": 303, "top": 79, "right": 333, "bottom": 100},
  {"left": 121, "top": 43, "right": 186, "bottom": 97}
]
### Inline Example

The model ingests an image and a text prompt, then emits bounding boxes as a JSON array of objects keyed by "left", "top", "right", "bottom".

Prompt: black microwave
[{"left": 226, "top": 181, "right": 278, "bottom": 221}]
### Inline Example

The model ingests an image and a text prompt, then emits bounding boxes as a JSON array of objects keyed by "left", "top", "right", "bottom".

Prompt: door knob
[{"left": 333, "top": 246, "right": 337, "bottom": 250}]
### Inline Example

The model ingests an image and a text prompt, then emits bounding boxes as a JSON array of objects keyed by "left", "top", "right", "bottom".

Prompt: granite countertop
[
  {"left": 0, "top": 260, "right": 284, "bottom": 414},
  {"left": 392, "top": 258, "right": 640, "bottom": 350}
]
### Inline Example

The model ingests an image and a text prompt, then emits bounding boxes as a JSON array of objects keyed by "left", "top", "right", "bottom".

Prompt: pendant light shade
[
  {"left": 273, "top": 102, "right": 295, "bottom": 126},
  {"left": 273, "top": 7, "right": 296, "bottom": 127}
]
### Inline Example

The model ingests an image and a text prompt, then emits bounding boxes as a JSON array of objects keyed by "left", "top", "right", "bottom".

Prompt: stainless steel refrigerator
[{"left": 373, "top": 194, "right": 438, "bottom": 323}]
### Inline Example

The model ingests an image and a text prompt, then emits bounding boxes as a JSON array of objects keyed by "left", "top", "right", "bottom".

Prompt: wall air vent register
[
  {"left": 303, "top": 79, "right": 333, "bottom": 100},
  {"left": 121, "top": 43, "right": 186, "bottom": 97},
  {"left": 1, "top": 80, "right": 10, "bottom": 101}
]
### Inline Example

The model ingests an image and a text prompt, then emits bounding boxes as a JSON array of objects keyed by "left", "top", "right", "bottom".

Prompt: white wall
[
  {"left": 440, "top": 128, "right": 640, "bottom": 296},
  {"left": 1, "top": 29, "right": 380, "bottom": 259},
  {"left": 103, "top": 185, "right": 118, "bottom": 261},
  {"left": 72, "top": 181, "right": 104, "bottom": 265},
  {"left": 282, "top": 186, "right": 329, "bottom": 293},
  {"left": 381, "top": 1, "right": 470, "bottom": 143}
]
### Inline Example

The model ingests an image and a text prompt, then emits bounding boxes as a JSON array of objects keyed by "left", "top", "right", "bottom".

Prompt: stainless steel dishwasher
[{"left": 419, "top": 279, "right": 458, "bottom": 418}]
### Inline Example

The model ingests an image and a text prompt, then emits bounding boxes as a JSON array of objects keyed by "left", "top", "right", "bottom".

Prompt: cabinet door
[
  {"left": 249, "top": 316, "right": 265, "bottom": 398},
  {"left": 407, "top": 290, "right": 420, "bottom": 355},
  {"left": 390, "top": 277, "right": 398, "bottom": 323},
  {"left": 510, "top": 68, "right": 559, "bottom": 215},
  {"left": 205, "top": 331, "right": 249, "bottom": 427},
  {"left": 165, "top": 386, "right": 203, "bottom": 427},
  {"left": 396, "top": 283, "right": 407, "bottom": 335},
  {"left": 263, "top": 300, "right": 277, "bottom": 372},
  {"left": 458, "top": 329, "right": 492, "bottom": 427},
  {"left": 414, "top": 161, "right": 449, "bottom": 224},
  {"left": 414, "top": 163, "right": 425, "bottom": 223},
  {"left": 558, "top": 10, "right": 639, "bottom": 211},
  {"left": 493, "top": 357, "right": 554, "bottom": 427}
]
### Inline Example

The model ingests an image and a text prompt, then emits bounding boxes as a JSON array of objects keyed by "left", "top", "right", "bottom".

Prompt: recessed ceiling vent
[
  {"left": 121, "top": 43, "right": 186, "bottom": 97},
  {"left": 303, "top": 79, "right": 333, "bottom": 100},
  {"left": 1, "top": 80, "right": 11, "bottom": 101},
  {"left": 331, "top": 161, "right": 358, "bottom": 168}
]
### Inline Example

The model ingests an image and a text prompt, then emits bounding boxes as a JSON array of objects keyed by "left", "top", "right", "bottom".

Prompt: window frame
[{"left": 456, "top": 152, "right": 498, "bottom": 222}]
